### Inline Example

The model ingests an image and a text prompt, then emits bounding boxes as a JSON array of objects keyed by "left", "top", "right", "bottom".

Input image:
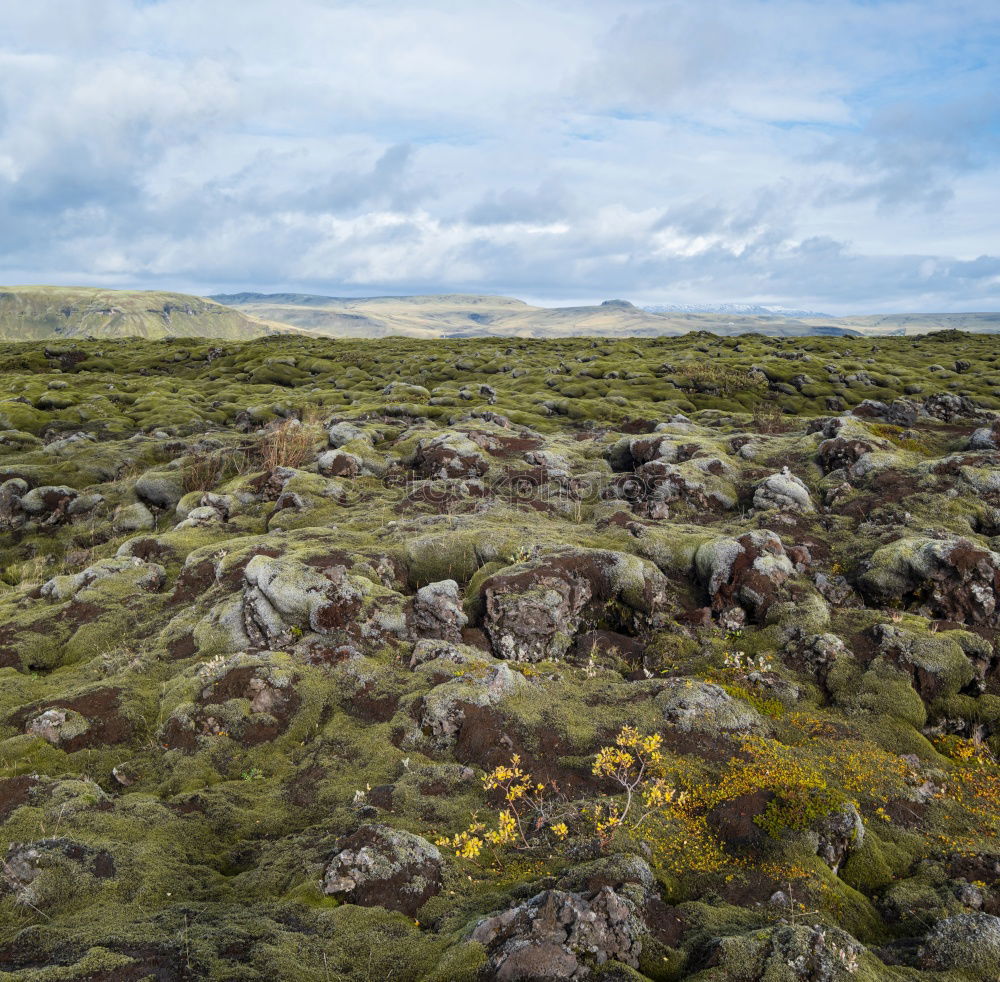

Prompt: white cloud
[{"left": 0, "top": 0, "right": 998, "bottom": 312}]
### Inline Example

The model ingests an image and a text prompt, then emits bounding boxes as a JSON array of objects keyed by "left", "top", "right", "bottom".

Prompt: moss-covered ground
[{"left": 1, "top": 332, "right": 1000, "bottom": 980}]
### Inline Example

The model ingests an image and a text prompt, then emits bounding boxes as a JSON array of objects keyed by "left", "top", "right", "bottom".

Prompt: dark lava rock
[
  {"left": 470, "top": 886, "right": 644, "bottom": 980},
  {"left": 321, "top": 824, "right": 442, "bottom": 916}
]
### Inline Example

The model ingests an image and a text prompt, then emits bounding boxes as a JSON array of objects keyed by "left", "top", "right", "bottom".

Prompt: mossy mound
[{"left": 2, "top": 333, "right": 1000, "bottom": 979}]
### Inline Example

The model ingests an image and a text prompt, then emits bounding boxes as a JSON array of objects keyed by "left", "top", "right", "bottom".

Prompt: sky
[{"left": 1, "top": 0, "right": 999, "bottom": 314}]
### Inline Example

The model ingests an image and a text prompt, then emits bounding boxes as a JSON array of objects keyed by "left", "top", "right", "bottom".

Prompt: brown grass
[
  {"left": 751, "top": 400, "right": 791, "bottom": 434},
  {"left": 182, "top": 451, "right": 228, "bottom": 494},
  {"left": 182, "top": 446, "right": 256, "bottom": 493},
  {"left": 257, "top": 413, "right": 323, "bottom": 470}
]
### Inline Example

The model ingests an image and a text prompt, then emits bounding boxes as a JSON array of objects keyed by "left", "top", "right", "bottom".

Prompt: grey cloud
[
  {"left": 466, "top": 180, "right": 574, "bottom": 226},
  {"left": 814, "top": 90, "right": 1000, "bottom": 211},
  {"left": 290, "top": 144, "right": 425, "bottom": 213}
]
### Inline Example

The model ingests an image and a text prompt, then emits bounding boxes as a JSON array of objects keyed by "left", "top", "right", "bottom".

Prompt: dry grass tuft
[
  {"left": 751, "top": 400, "right": 791, "bottom": 434},
  {"left": 257, "top": 413, "right": 323, "bottom": 470}
]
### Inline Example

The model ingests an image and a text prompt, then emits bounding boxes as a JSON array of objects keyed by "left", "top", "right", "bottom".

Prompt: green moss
[{"left": 3, "top": 333, "right": 1000, "bottom": 977}]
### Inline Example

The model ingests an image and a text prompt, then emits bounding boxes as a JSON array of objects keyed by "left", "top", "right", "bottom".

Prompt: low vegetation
[{"left": 1, "top": 331, "right": 1000, "bottom": 980}]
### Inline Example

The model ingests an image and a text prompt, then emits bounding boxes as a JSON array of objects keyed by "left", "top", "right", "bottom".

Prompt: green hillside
[{"left": 0, "top": 287, "right": 275, "bottom": 341}]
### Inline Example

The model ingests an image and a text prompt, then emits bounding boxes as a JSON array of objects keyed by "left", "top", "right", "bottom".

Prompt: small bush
[
  {"left": 677, "top": 362, "right": 767, "bottom": 397},
  {"left": 751, "top": 399, "right": 790, "bottom": 433},
  {"left": 257, "top": 415, "right": 322, "bottom": 470}
]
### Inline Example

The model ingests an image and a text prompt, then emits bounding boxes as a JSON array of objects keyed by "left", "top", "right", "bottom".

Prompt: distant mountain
[
  {"left": 814, "top": 312, "right": 1000, "bottom": 335},
  {"left": 213, "top": 292, "right": 856, "bottom": 339},
  {"left": 643, "top": 302, "right": 833, "bottom": 318},
  {"left": 0, "top": 287, "right": 275, "bottom": 341},
  {"left": 8, "top": 288, "right": 992, "bottom": 342}
]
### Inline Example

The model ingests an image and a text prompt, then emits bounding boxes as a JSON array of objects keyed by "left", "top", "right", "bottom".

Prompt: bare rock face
[
  {"left": 695, "top": 530, "right": 793, "bottom": 623},
  {"left": 321, "top": 824, "right": 442, "bottom": 916},
  {"left": 859, "top": 537, "right": 1000, "bottom": 626},
  {"left": 470, "top": 886, "right": 645, "bottom": 980},
  {"left": 411, "top": 578, "right": 468, "bottom": 643},
  {"left": 753, "top": 467, "right": 814, "bottom": 513}
]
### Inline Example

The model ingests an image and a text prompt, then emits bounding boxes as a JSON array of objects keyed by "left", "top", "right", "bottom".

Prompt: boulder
[
  {"left": 67, "top": 493, "right": 103, "bottom": 516},
  {"left": 919, "top": 912, "right": 1000, "bottom": 975},
  {"left": 174, "top": 504, "right": 226, "bottom": 529},
  {"left": 2, "top": 839, "right": 115, "bottom": 907},
  {"left": 969, "top": 420, "right": 1000, "bottom": 451},
  {"left": 317, "top": 449, "right": 362, "bottom": 477},
  {"left": 656, "top": 679, "right": 764, "bottom": 734},
  {"left": 416, "top": 662, "right": 529, "bottom": 748},
  {"left": 484, "top": 567, "right": 592, "bottom": 662},
  {"left": 811, "top": 802, "right": 864, "bottom": 873},
  {"left": 870, "top": 624, "right": 975, "bottom": 701},
  {"left": 41, "top": 556, "right": 166, "bottom": 601},
  {"left": 859, "top": 537, "right": 1000, "bottom": 626},
  {"left": 924, "top": 392, "right": 979, "bottom": 422},
  {"left": 700, "top": 923, "right": 872, "bottom": 980},
  {"left": 0, "top": 477, "right": 28, "bottom": 528},
  {"left": 481, "top": 549, "right": 670, "bottom": 662},
  {"left": 413, "top": 432, "right": 489, "bottom": 480},
  {"left": 818, "top": 436, "right": 877, "bottom": 474},
  {"left": 321, "top": 824, "right": 442, "bottom": 916},
  {"left": 242, "top": 556, "right": 363, "bottom": 646},
  {"left": 17, "top": 485, "right": 78, "bottom": 516},
  {"left": 411, "top": 579, "right": 468, "bottom": 643},
  {"left": 784, "top": 633, "right": 850, "bottom": 685},
  {"left": 753, "top": 468, "right": 814, "bottom": 513},
  {"left": 113, "top": 501, "right": 156, "bottom": 533},
  {"left": 851, "top": 398, "right": 920, "bottom": 426},
  {"left": 160, "top": 652, "right": 301, "bottom": 751},
  {"left": 470, "top": 886, "right": 644, "bottom": 979},
  {"left": 25, "top": 708, "right": 91, "bottom": 746},
  {"left": 695, "top": 530, "right": 793, "bottom": 623},
  {"left": 409, "top": 638, "right": 491, "bottom": 670},
  {"left": 328, "top": 421, "right": 370, "bottom": 447},
  {"left": 134, "top": 469, "right": 185, "bottom": 510}
]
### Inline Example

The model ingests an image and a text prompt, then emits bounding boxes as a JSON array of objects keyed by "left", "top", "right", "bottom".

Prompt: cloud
[
  {"left": 466, "top": 179, "right": 575, "bottom": 226},
  {"left": 0, "top": 0, "right": 998, "bottom": 312}
]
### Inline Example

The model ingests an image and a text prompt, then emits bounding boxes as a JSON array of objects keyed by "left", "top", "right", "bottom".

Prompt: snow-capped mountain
[{"left": 643, "top": 302, "right": 832, "bottom": 318}]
